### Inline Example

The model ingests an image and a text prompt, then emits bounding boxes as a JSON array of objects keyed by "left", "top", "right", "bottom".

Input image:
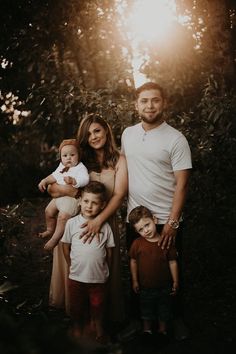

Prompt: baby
[{"left": 38, "top": 139, "right": 89, "bottom": 250}]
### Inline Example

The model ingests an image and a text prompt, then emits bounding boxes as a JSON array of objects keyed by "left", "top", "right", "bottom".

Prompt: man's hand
[{"left": 158, "top": 223, "right": 177, "bottom": 249}]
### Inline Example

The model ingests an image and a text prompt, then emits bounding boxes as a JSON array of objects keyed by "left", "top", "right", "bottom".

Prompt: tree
[
  {"left": 176, "top": 0, "right": 236, "bottom": 92},
  {"left": 0, "top": 0, "right": 134, "bottom": 204}
]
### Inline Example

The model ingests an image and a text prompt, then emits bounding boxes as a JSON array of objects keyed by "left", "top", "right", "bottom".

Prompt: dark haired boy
[
  {"left": 62, "top": 181, "right": 114, "bottom": 343},
  {"left": 128, "top": 205, "right": 179, "bottom": 338}
]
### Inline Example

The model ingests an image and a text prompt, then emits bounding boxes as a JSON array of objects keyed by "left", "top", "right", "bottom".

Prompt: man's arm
[
  {"left": 169, "top": 169, "right": 191, "bottom": 221},
  {"left": 159, "top": 169, "right": 191, "bottom": 249}
]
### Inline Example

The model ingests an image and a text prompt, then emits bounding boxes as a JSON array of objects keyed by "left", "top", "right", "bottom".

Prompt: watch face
[
  {"left": 168, "top": 220, "right": 179, "bottom": 229},
  {"left": 172, "top": 222, "right": 179, "bottom": 229}
]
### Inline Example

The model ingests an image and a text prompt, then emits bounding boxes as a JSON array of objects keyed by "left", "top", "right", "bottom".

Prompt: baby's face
[
  {"left": 134, "top": 217, "right": 157, "bottom": 240},
  {"left": 61, "top": 145, "right": 79, "bottom": 167}
]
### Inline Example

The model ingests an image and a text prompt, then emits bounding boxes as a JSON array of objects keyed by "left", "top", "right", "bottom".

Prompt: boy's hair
[
  {"left": 81, "top": 181, "right": 107, "bottom": 202},
  {"left": 128, "top": 205, "right": 154, "bottom": 227},
  {"left": 135, "top": 82, "right": 166, "bottom": 100}
]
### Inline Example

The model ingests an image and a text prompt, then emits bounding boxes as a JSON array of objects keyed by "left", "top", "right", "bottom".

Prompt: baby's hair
[
  {"left": 81, "top": 181, "right": 107, "bottom": 202},
  {"left": 59, "top": 139, "right": 79, "bottom": 153},
  {"left": 128, "top": 205, "right": 154, "bottom": 227}
]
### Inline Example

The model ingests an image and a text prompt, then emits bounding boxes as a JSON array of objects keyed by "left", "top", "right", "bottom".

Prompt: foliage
[
  {"left": 0, "top": 204, "right": 25, "bottom": 261},
  {"left": 173, "top": 76, "right": 236, "bottom": 239},
  {"left": 0, "top": 199, "right": 52, "bottom": 317},
  {"left": 0, "top": 0, "right": 135, "bottom": 205}
]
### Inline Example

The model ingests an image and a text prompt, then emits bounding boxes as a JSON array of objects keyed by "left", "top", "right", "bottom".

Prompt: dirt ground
[{"left": 0, "top": 198, "right": 235, "bottom": 354}]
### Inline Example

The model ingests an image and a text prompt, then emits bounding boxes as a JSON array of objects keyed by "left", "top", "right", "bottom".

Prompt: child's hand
[
  {"left": 170, "top": 281, "right": 179, "bottom": 296},
  {"left": 64, "top": 176, "right": 76, "bottom": 185},
  {"left": 38, "top": 179, "right": 47, "bottom": 193},
  {"left": 132, "top": 281, "right": 140, "bottom": 294},
  {"left": 44, "top": 238, "right": 58, "bottom": 251}
]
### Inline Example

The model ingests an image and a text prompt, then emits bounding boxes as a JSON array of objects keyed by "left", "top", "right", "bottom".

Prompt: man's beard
[{"left": 140, "top": 111, "right": 164, "bottom": 124}]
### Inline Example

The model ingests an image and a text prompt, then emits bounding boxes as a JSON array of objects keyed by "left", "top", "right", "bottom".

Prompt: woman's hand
[{"left": 79, "top": 216, "right": 102, "bottom": 243}]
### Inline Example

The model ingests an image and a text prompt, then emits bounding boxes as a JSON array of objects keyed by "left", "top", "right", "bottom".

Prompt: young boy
[
  {"left": 38, "top": 139, "right": 89, "bottom": 250},
  {"left": 128, "top": 205, "right": 179, "bottom": 337},
  {"left": 61, "top": 181, "right": 115, "bottom": 343}
]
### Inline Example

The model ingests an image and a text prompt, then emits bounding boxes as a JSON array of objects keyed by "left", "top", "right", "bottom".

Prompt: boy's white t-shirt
[
  {"left": 61, "top": 214, "right": 115, "bottom": 283},
  {"left": 121, "top": 121, "right": 192, "bottom": 224},
  {"left": 52, "top": 162, "right": 89, "bottom": 188}
]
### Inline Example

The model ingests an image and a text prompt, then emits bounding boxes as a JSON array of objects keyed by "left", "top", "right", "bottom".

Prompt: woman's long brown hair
[{"left": 77, "top": 114, "right": 120, "bottom": 173}]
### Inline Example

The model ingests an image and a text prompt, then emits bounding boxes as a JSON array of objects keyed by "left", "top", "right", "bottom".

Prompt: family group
[{"left": 38, "top": 82, "right": 192, "bottom": 345}]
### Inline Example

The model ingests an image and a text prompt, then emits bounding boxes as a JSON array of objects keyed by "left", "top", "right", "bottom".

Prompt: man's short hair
[
  {"left": 135, "top": 82, "right": 166, "bottom": 100},
  {"left": 81, "top": 181, "right": 107, "bottom": 202},
  {"left": 128, "top": 205, "right": 154, "bottom": 227}
]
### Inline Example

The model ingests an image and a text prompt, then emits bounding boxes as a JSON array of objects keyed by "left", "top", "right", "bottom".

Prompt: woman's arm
[
  {"left": 47, "top": 183, "right": 79, "bottom": 198},
  {"left": 38, "top": 174, "right": 56, "bottom": 193},
  {"left": 80, "top": 154, "right": 128, "bottom": 242}
]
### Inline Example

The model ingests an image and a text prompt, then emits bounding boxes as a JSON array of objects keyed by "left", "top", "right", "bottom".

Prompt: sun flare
[
  {"left": 127, "top": 0, "right": 176, "bottom": 43},
  {"left": 117, "top": 0, "right": 178, "bottom": 87}
]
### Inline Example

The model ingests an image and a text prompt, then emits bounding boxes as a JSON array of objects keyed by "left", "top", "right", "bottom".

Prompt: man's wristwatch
[{"left": 168, "top": 218, "right": 180, "bottom": 229}]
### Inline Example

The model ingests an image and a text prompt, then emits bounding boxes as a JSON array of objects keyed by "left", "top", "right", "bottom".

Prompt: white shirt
[
  {"left": 121, "top": 122, "right": 192, "bottom": 223},
  {"left": 61, "top": 214, "right": 115, "bottom": 283},
  {"left": 52, "top": 162, "right": 89, "bottom": 188}
]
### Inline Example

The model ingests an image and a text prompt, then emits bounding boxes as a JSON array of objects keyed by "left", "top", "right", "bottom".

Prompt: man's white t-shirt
[
  {"left": 121, "top": 121, "right": 192, "bottom": 224},
  {"left": 61, "top": 214, "right": 115, "bottom": 283}
]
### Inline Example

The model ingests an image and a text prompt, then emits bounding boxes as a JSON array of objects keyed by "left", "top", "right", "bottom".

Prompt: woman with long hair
[{"left": 48, "top": 113, "right": 128, "bottom": 324}]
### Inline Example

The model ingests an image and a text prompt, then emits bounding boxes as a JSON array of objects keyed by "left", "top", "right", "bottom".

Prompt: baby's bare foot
[
  {"left": 44, "top": 238, "right": 58, "bottom": 251},
  {"left": 38, "top": 230, "right": 52, "bottom": 238}
]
